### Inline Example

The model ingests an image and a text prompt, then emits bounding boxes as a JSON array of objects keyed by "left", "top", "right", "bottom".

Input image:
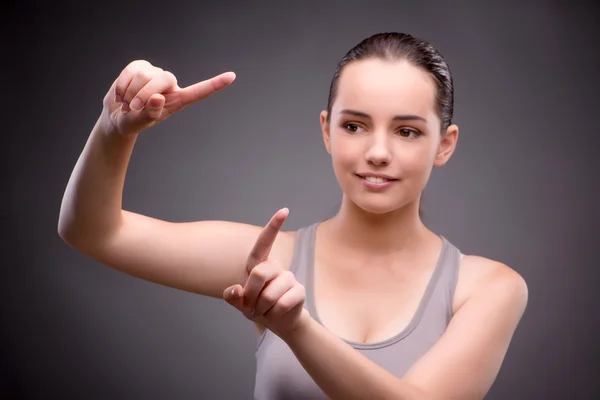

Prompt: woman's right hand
[{"left": 100, "top": 60, "right": 236, "bottom": 136}]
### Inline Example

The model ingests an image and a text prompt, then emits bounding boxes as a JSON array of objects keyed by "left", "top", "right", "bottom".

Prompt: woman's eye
[
  {"left": 343, "top": 123, "right": 361, "bottom": 133},
  {"left": 398, "top": 128, "right": 419, "bottom": 138}
]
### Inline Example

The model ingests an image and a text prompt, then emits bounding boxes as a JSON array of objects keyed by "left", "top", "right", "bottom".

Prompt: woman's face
[{"left": 320, "top": 58, "right": 457, "bottom": 215}]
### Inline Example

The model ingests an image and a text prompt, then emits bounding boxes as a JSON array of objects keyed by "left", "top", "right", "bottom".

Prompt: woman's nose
[{"left": 364, "top": 133, "right": 392, "bottom": 165}]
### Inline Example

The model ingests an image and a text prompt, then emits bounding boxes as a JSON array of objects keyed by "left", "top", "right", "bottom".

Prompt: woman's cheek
[
  {"left": 399, "top": 148, "right": 435, "bottom": 187},
  {"left": 331, "top": 137, "right": 358, "bottom": 169}
]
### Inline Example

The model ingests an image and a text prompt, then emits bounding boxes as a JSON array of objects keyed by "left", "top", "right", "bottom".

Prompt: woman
[{"left": 58, "top": 32, "right": 528, "bottom": 399}]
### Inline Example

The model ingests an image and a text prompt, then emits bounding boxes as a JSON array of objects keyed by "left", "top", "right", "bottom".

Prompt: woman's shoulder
[
  {"left": 274, "top": 221, "right": 321, "bottom": 270},
  {"left": 272, "top": 223, "right": 309, "bottom": 271},
  {"left": 452, "top": 253, "right": 528, "bottom": 314}
]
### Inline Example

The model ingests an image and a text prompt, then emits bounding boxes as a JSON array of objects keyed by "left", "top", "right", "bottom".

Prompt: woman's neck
[{"left": 323, "top": 196, "right": 433, "bottom": 256}]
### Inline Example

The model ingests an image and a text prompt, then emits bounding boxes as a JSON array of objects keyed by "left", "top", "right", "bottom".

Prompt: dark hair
[
  {"left": 325, "top": 32, "right": 455, "bottom": 221},
  {"left": 326, "top": 32, "right": 454, "bottom": 131}
]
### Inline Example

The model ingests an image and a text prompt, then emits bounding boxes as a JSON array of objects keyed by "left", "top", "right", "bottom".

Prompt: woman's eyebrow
[{"left": 339, "top": 109, "right": 427, "bottom": 122}]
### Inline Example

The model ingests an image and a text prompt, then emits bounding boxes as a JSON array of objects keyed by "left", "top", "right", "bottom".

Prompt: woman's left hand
[{"left": 223, "top": 208, "right": 309, "bottom": 339}]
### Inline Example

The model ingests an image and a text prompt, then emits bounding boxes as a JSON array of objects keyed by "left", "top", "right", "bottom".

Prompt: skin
[
  {"left": 227, "top": 58, "right": 459, "bottom": 336},
  {"left": 223, "top": 59, "right": 528, "bottom": 399},
  {"left": 59, "top": 57, "right": 527, "bottom": 400}
]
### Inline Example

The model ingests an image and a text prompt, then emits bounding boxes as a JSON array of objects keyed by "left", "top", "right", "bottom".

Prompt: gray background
[{"left": 5, "top": 0, "right": 600, "bottom": 398}]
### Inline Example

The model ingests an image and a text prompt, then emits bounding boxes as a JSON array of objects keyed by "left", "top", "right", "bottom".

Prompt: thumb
[
  {"left": 142, "top": 93, "right": 165, "bottom": 121},
  {"left": 223, "top": 284, "right": 244, "bottom": 309}
]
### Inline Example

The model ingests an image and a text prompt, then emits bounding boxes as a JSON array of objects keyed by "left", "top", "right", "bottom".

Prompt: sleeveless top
[{"left": 254, "top": 222, "right": 462, "bottom": 399}]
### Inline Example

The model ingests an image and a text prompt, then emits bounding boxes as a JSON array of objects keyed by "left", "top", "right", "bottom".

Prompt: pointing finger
[
  {"left": 177, "top": 71, "right": 236, "bottom": 107},
  {"left": 246, "top": 207, "right": 289, "bottom": 273}
]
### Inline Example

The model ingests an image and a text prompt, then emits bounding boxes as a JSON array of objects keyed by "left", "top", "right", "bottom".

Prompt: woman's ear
[
  {"left": 433, "top": 124, "right": 459, "bottom": 167},
  {"left": 320, "top": 110, "right": 331, "bottom": 154}
]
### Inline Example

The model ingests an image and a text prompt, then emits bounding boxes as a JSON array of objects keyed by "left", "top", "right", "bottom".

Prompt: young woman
[{"left": 58, "top": 32, "right": 528, "bottom": 399}]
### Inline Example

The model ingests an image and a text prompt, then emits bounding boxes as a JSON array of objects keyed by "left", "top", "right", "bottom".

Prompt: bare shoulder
[{"left": 453, "top": 254, "right": 529, "bottom": 315}]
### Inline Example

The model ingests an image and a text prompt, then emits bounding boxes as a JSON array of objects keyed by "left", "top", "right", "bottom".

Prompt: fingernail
[
  {"left": 121, "top": 102, "right": 130, "bottom": 113},
  {"left": 231, "top": 288, "right": 235, "bottom": 297},
  {"left": 115, "top": 94, "right": 122, "bottom": 103},
  {"left": 130, "top": 97, "right": 142, "bottom": 110}
]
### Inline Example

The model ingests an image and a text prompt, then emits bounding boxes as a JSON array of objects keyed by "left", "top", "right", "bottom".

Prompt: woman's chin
[{"left": 351, "top": 198, "right": 405, "bottom": 215}]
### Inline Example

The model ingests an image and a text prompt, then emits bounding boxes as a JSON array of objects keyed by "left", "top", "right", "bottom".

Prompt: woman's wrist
[{"left": 278, "top": 308, "right": 313, "bottom": 344}]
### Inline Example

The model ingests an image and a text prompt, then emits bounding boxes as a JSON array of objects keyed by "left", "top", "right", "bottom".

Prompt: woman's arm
[
  {"left": 280, "top": 261, "right": 528, "bottom": 400},
  {"left": 226, "top": 216, "right": 528, "bottom": 399},
  {"left": 58, "top": 61, "right": 295, "bottom": 299}
]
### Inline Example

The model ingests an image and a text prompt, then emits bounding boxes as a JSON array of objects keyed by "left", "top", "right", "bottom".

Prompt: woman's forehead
[{"left": 334, "top": 59, "right": 437, "bottom": 120}]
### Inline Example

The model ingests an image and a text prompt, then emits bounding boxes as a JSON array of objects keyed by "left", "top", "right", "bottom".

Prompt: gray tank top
[{"left": 254, "top": 222, "right": 461, "bottom": 399}]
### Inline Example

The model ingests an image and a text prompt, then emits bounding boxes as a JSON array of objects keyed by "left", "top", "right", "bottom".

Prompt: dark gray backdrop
[{"left": 5, "top": 0, "right": 600, "bottom": 398}]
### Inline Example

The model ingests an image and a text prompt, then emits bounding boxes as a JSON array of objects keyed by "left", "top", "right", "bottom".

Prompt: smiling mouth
[{"left": 356, "top": 174, "right": 398, "bottom": 184}]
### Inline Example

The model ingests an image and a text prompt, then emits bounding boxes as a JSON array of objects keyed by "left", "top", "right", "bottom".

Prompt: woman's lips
[{"left": 356, "top": 174, "right": 397, "bottom": 190}]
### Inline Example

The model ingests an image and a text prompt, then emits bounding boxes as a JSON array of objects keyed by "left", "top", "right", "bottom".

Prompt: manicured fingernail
[{"left": 121, "top": 102, "right": 130, "bottom": 113}]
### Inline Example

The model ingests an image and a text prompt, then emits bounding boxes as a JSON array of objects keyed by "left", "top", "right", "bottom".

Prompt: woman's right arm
[{"left": 58, "top": 60, "right": 293, "bottom": 299}]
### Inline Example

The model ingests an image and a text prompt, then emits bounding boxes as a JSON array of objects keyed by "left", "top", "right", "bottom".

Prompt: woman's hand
[
  {"left": 100, "top": 60, "right": 236, "bottom": 137},
  {"left": 223, "top": 208, "right": 309, "bottom": 338}
]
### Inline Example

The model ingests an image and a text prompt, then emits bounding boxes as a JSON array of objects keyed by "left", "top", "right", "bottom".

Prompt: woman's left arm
[
  {"left": 223, "top": 213, "right": 528, "bottom": 400},
  {"left": 280, "top": 263, "right": 528, "bottom": 400}
]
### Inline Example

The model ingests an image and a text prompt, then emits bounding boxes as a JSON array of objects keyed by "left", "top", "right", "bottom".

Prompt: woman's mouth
[
  {"left": 356, "top": 174, "right": 398, "bottom": 189},
  {"left": 364, "top": 176, "right": 390, "bottom": 184}
]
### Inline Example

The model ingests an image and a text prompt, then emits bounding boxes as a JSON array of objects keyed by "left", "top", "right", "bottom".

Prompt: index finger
[
  {"left": 246, "top": 207, "right": 289, "bottom": 273},
  {"left": 177, "top": 71, "right": 236, "bottom": 107}
]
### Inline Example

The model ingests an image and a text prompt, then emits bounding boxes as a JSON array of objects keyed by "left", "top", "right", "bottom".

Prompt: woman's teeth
[{"left": 364, "top": 176, "right": 389, "bottom": 183}]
